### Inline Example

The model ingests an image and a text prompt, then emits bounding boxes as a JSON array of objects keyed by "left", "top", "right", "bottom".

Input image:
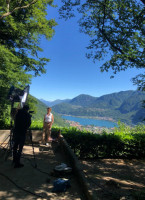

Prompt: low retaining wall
[
  {"left": 59, "top": 136, "right": 93, "bottom": 200},
  {"left": 0, "top": 130, "right": 42, "bottom": 144},
  {"left": 0, "top": 130, "right": 11, "bottom": 144}
]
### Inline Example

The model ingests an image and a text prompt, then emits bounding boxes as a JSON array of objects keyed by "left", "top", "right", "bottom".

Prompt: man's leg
[
  {"left": 13, "top": 139, "right": 19, "bottom": 164},
  {"left": 14, "top": 137, "right": 25, "bottom": 168}
]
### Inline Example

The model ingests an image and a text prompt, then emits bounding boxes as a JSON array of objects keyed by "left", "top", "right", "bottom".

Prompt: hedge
[{"left": 52, "top": 125, "right": 145, "bottom": 159}]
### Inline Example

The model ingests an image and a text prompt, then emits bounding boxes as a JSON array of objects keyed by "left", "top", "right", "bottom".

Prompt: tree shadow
[
  {"left": 0, "top": 142, "right": 84, "bottom": 200},
  {"left": 80, "top": 158, "right": 145, "bottom": 200}
]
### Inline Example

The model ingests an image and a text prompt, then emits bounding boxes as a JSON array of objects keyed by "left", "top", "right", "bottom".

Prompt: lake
[{"left": 62, "top": 115, "right": 117, "bottom": 128}]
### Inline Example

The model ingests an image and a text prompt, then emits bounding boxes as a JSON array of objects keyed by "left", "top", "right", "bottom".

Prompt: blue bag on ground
[{"left": 52, "top": 178, "right": 70, "bottom": 193}]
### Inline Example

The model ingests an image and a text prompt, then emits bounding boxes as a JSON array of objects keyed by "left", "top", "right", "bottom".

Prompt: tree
[
  {"left": 60, "top": 0, "right": 145, "bottom": 90},
  {"left": 0, "top": 0, "right": 57, "bottom": 88},
  {"left": 0, "top": 0, "right": 57, "bottom": 127}
]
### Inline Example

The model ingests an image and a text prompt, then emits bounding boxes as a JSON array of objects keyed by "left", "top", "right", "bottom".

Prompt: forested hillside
[{"left": 52, "top": 90, "right": 145, "bottom": 125}]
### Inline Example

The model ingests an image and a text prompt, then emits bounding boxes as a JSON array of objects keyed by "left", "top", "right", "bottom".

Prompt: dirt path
[
  {"left": 0, "top": 142, "right": 84, "bottom": 200},
  {"left": 80, "top": 159, "right": 145, "bottom": 200},
  {"left": 1, "top": 138, "right": 145, "bottom": 200}
]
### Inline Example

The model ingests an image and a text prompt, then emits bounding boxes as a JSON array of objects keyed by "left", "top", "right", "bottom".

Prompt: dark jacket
[{"left": 14, "top": 108, "right": 31, "bottom": 136}]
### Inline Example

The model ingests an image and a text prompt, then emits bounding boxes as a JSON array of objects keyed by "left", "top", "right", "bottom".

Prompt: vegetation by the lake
[
  {"left": 52, "top": 90, "right": 145, "bottom": 125},
  {"left": 23, "top": 121, "right": 145, "bottom": 160},
  {"left": 52, "top": 123, "right": 145, "bottom": 159}
]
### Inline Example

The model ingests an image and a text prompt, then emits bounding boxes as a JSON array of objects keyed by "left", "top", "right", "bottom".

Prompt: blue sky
[{"left": 30, "top": 0, "right": 143, "bottom": 101}]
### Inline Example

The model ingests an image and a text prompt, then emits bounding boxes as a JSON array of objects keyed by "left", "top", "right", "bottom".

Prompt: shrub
[{"left": 59, "top": 123, "right": 145, "bottom": 159}]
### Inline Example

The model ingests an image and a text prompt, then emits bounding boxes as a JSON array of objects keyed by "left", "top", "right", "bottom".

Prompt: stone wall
[{"left": 0, "top": 130, "right": 42, "bottom": 143}]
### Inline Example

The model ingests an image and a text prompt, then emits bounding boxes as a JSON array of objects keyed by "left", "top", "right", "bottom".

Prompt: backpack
[{"left": 52, "top": 178, "right": 70, "bottom": 193}]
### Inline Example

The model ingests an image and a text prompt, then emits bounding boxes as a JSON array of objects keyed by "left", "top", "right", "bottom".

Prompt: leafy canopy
[
  {"left": 0, "top": 0, "right": 57, "bottom": 88},
  {"left": 59, "top": 0, "right": 145, "bottom": 90},
  {"left": 0, "top": 0, "right": 57, "bottom": 127}
]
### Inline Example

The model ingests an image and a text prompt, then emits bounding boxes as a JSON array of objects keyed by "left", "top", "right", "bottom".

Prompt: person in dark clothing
[{"left": 13, "top": 105, "right": 31, "bottom": 168}]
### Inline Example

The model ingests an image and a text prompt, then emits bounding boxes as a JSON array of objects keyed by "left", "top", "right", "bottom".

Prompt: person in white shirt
[{"left": 42, "top": 107, "right": 54, "bottom": 145}]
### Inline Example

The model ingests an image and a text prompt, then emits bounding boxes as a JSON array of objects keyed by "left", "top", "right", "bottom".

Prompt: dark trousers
[{"left": 13, "top": 134, "right": 25, "bottom": 164}]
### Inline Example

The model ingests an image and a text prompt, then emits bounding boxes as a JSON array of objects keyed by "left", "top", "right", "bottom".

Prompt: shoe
[
  {"left": 14, "top": 163, "right": 24, "bottom": 168},
  {"left": 54, "top": 163, "right": 67, "bottom": 171},
  {"left": 63, "top": 167, "right": 72, "bottom": 173},
  {"left": 46, "top": 143, "right": 49, "bottom": 146}
]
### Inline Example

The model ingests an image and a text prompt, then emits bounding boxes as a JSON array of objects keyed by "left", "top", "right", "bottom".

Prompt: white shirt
[{"left": 44, "top": 113, "right": 52, "bottom": 123}]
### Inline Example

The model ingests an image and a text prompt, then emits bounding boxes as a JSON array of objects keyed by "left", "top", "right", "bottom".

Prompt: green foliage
[
  {"left": 0, "top": 87, "right": 11, "bottom": 129},
  {"left": 0, "top": 93, "right": 38, "bottom": 129},
  {"left": 60, "top": 0, "right": 145, "bottom": 90},
  {"left": 56, "top": 123, "right": 145, "bottom": 159},
  {"left": 0, "top": 94, "right": 69, "bottom": 129},
  {"left": 0, "top": 0, "right": 57, "bottom": 88},
  {"left": 27, "top": 95, "right": 38, "bottom": 114},
  {"left": 0, "top": 0, "right": 57, "bottom": 126},
  {"left": 30, "top": 120, "right": 43, "bottom": 130}
]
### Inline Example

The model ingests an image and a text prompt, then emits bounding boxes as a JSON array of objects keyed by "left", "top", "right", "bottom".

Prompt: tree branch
[
  {"left": 99, "top": 28, "right": 125, "bottom": 55},
  {"left": 102, "top": 0, "right": 106, "bottom": 31},
  {"left": 140, "top": 0, "right": 145, "bottom": 5},
  {"left": 6, "top": 0, "right": 10, "bottom": 12},
  {"left": 0, "top": 0, "right": 37, "bottom": 19},
  {"left": 99, "top": 28, "right": 145, "bottom": 66},
  {"left": 99, "top": 0, "right": 145, "bottom": 67}
]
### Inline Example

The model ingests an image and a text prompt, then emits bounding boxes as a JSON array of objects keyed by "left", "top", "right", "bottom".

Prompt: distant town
[
  {"left": 65, "top": 120, "right": 115, "bottom": 134},
  {"left": 62, "top": 114, "right": 115, "bottom": 122}
]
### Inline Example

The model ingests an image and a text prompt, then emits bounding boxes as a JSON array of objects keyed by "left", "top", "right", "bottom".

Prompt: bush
[
  {"left": 1, "top": 119, "right": 145, "bottom": 159},
  {"left": 59, "top": 124, "right": 145, "bottom": 159}
]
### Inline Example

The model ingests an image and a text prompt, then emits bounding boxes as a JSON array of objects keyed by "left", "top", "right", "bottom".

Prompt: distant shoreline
[
  {"left": 61, "top": 117, "right": 117, "bottom": 133},
  {"left": 60, "top": 114, "right": 116, "bottom": 123}
]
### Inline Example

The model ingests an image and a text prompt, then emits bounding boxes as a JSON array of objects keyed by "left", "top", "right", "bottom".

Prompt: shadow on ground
[
  {"left": 80, "top": 159, "right": 145, "bottom": 200},
  {"left": 0, "top": 141, "right": 84, "bottom": 200}
]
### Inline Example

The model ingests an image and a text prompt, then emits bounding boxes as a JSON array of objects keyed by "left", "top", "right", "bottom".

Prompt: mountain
[
  {"left": 118, "top": 91, "right": 145, "bottom": 113},
  {"left": 90, "top": 90, "right": 134, "bottom": 109},
  {"left": 52, "top": 90, "right": 145, "bottom": 125},
  {"left": 69, "top": 94, "right": 97, "bottom": 107},
  {"left": 40, "top": 98, "right": 70, "bottom": 107}
]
